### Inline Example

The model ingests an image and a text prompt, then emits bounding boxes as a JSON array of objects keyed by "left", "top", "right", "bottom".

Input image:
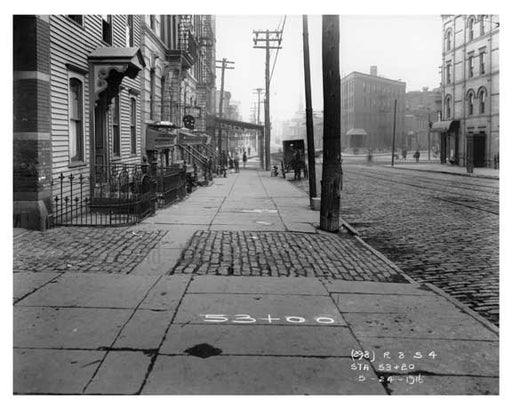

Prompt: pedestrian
[
  {"left": 414, "top": 149, "right": 420, "bottom": 162},
  {"left": 234, "top": 152, "right": 240, "bottom": 173},
  {"left": 242, "top": 151, "right": 247, "bottom": 168},
  {"left": 228, "top": 154, "right": 234, "bottom": 173}
]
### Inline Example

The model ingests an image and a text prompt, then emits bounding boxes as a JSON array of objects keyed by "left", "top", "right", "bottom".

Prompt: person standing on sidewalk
[
  {"left": 414, "top": 149, "right": 420, "bottom": 163},
  {"left": 234, "top": 152, "right": 240, "bottom": 173},
  {"left": 242, "top": 151, "right": 247, "bottom": 168}
]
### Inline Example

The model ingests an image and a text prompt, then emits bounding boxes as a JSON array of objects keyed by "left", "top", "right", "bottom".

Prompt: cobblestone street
[
  {"left": 172, "top": 230, "right": 406, "bottom": 282},
  {"left": 13, "top": 227, "right": 166, "bottom": 275},
  {"left": 294, "top": 159, "right": 499, "bottom": 326}
]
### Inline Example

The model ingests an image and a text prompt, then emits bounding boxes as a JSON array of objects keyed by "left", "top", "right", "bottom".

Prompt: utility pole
[
  {"left": 320, "top": 15, "right": 341, "bottom": 232},
  {"left": 253, "top": 29, "right": 282, "bottom": 170},
  {"left": 215, "top": 58, "right": 234, "bottom": 156},
  {"left": 253, "top": 88, "right": 264, "bottom": 168},
  {"left": 302, "top": 15, "right": 317, "bottom": 203},
  {"left": 391, "top": 99, "right": 397, "bottom": 166}
]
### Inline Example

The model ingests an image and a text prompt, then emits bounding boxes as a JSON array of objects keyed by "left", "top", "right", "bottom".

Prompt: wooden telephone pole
[
  {"left": 215, "top": 58, "right": 234, "bottom": 155},
  {"left": 302, "top": 15, "right": 317, "bottom": 201},
  {"left": 320, "top": 15, "right": 341, "bottom": 232},
  {"left": 253, "top": 29, "right": 282, "bottom": 171}
]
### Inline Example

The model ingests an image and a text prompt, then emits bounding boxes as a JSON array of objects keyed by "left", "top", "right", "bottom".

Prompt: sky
[{"left": 216, "top": 15, "right": 442, "bottom": 122}]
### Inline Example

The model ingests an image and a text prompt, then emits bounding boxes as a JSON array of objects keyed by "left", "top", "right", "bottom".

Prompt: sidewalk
[
  {"left": 13, "top": 160, "right": 499, "bottom": 395},
  {"left": 385, "top": 161, "right": 499, "bottom": 180}
]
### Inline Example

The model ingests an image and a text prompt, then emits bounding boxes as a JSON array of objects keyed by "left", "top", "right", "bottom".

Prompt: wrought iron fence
[{"left": 51, "top": 163, "right": 188, "bottom": 227}]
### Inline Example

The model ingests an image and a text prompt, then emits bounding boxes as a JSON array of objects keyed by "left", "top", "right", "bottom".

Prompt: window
[
  {"left": 480, "top": 16, "right": 485, "bottom": 36},
  {"left": 479, "top": 51, "right": 486, "bottom": 74},
  {"left": 67, "top": 15, "right": 83, "bottom": 25},
  {"left": 150, "top": 15, "right": 155, "bottom": 30},
  {"left": 126, "top": 15, "right": 134, "bottom": 47},
  {"left": 161, "top": 76, "right": 166, "bottom": 121},
  {"left": 445, "top": 95, "right": 452, "bottom": 119},
  {"left": 112, "top": 95, "right": 120, "bottom": 157},
  {"left": 69, "top": 78, "right": 84, "bottom": 162},
  {"left": 467, "top": 90, "right": 475, "bottom": 115},
  {"left": 468, "top": 17, "right": 475, "bottom": 41},
  {"left": 102, "top": 15, "right": 112, "bottom": 45},
  {"left": 468, "top": 55, "right": 474, "bottom": 78},
  {"left": 130, "top": 98, "right": 137, "bottom": 154},
  {"left": 445, "top": 29, "right": 452, "bottom": 51},
  {"left": 478, "top": 87, "right": 487, "bottom": 114},
  {"left": 150, "top": 68, "right": 155, "bottom": 120},
  {"left": 446, "top": 62, "right": 452, "bottom": 84}
]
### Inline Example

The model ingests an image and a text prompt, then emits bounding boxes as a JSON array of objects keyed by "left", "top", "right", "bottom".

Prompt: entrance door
[
  {"left": 94, "top": 99, "right": 109, "bottom": 176},
  {"left": 473, "top": 133, "right": 486, "bottom": 167}
]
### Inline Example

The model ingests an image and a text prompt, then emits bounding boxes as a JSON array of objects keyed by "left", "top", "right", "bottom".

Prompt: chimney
[{"left": 370, "top": 65, "right": 378, "bottom": 76}]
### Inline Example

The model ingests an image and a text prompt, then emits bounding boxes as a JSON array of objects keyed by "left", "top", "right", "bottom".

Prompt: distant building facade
[
  {"left": 341, "top": 67, "right": 406, "bottom": 152},
  {"left": 404, "top": 87, "right": 442, "bottom": 151},
  {"left": 435, "top": 14, "right": 499, "bottom": 168}
]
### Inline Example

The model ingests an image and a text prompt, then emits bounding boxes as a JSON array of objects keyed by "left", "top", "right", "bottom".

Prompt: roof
[
  {"left": 88, "top": 47, "right": 146, "bottom": 70},
  {"left": 430, "top": 120, "right": 459, "bottom": 132},
  {"left": 342, "top": 71, "right": 406, "bottom": 85}
]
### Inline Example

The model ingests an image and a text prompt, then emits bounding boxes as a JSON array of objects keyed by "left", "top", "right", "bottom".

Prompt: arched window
[
  {"left": 445, "top": 94, "right": 452, "bottom": 119},
  {"left": 69, "top": 77, "right": 84, "bottom": 162},
  {"left": 468, "top": 16, "right": 475, "bottom": 41},
  {"left": 478, "top": 87, "right": 487, "bottom": 114},
  {"left": 480, "top": 15, "right": 485, "bottom": 36},
  {"left": 445, "top": 29, "right": 452, "bottom": 51},
  {"left": 467, "top": 90, "right": 475, "bottom": 116}
]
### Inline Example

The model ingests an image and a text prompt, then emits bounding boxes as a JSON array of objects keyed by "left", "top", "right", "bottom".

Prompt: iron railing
[{"left": 51, "top": 163, "right": 188, "bottom": 227}]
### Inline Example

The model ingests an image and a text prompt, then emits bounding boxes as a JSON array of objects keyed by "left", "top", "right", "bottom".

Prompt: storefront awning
[
  {"left": 178, "top": 129, "right": 209, "bottom": 145},
  {"left": 146, "top": 127, "right": 178, "bottom": 150},
  {"left": 430, "top": 120, "right": 459, "bottom": 132},
  {"left": 347, "top": 128, "right": 368, "bottom": 136}
]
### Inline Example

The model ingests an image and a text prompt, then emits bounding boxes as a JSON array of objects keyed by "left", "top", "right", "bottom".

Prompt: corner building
[{"left": 436, "top": 15, "right": 499, "bottom": 168}]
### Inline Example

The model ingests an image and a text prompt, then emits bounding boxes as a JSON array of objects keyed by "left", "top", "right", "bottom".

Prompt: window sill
[{"left": 68, "top": 161, "right": 87, "bottom": 169}]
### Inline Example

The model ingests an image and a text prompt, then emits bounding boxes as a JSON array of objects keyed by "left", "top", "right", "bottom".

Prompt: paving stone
[
  {"left": 113, "top": 309, "right": 172, "bottom": 350},
  {"left": 142, "top": 356, "right": 386, "bottom": 394},
  {"left": 161, "top": 323, "right": 358, "bottom": 356},
  {"left": 187, "top": 276, "right": 328, "bottom": 295},
  {"left": 139, "top": 275, "right": 190, "bottom": 310},
  {"left": 173, "top": 293, "right": 346, "bottom": 326},
  {"left": 13, "top": 272, "right": 62, "bottom": 302},
  {"left": 14, "top": 307, "right": 131, "bottom": 349},
  {"left": 344, "top": 312, "right": 498, "bottom": 341},
  {"left": 14, "top": 348, "right": 105, "bottom": 394},
  {"left": 17, "top": 274, "right": 159, "bottom": 309},
  {"left": 357, "top": 337, "right": 499, "bottom": 377},
  {"left": 85, "top": 351, "right": 152, "bottom": 394}
]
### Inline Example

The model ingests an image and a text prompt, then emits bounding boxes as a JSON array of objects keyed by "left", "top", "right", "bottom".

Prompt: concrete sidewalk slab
[
  {"left": 14, "top": 306, "right": 131, "bottom": 349},
  {"left": 113, "top": 309, "right": 172, "bottom": 350},
  {"left": 160, "top": 324, "right": 358, "bottom": 357},
  {"left": 138, "top": 275, "right": 190, "bottom": 310},
  {"left": 16, "top": 273, "right": 158, "bottom": 308},
  {"left": 322, "top": 280, "right": 431, "bottom": 295},
  {"left": 385, "top": 375, "right": 499, "bottom": 395},
  {"left": 187, "top": 276, "right": 328, "bottom": 295},
  {"left": 173, "top": 293, "right": 346, "bottom": 326},
  {"left": 357, "top": 336, "right": 499, "bottom": 377},
  {"left": 142, "top": 355, "right": 386, "bottom": 394},
  {"left": 14, "top": 349, "right": 104, "bottom": 394},
  {"left": 344, "top": 311, "right": 498, "bottom": 340},
  {"left": 13, "top": 272, "right": 62, "bottom": 302},
  {"left": 84, "top": 351, "right": 152, "bottom": 395}
]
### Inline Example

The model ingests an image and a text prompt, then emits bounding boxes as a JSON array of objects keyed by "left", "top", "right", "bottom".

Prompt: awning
[
  {"left": 430, "top": 120, "right": 459, "bottom": 132},
  {"left": 145, "top": 127, "right": 178, "bottom": 150},
  {"left": 347, "top": 128, "right": 368, "bottom": 136},
  {"left": 178, "top": 129, "right": 208, "bottom": 145}
]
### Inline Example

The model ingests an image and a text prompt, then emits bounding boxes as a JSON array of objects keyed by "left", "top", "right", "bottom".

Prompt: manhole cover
[{"left": 184, "top": 343, "right": 223, "bottom": 359}]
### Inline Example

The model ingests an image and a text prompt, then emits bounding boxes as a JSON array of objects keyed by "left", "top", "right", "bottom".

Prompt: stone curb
[{"left": 421, "top": 282, "right": 499, "bottom": 336}]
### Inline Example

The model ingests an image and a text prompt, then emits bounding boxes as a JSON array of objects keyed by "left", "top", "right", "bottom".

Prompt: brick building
[
  {"left": 13, "top": 15, "right": 216, "bottom": 230},
  {"left": 341, "top": 67, "right": 406, "bottom": 152},
  {"left": 434, "top": 15, "right": 499, "bottom": 169},
  {"left": 404, "top": 87, "right": 442, "bottom": 151}
]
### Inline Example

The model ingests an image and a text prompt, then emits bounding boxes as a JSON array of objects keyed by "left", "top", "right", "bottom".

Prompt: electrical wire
[{"left": 269, "top": 15, "right": 286, "bottom": 84}]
